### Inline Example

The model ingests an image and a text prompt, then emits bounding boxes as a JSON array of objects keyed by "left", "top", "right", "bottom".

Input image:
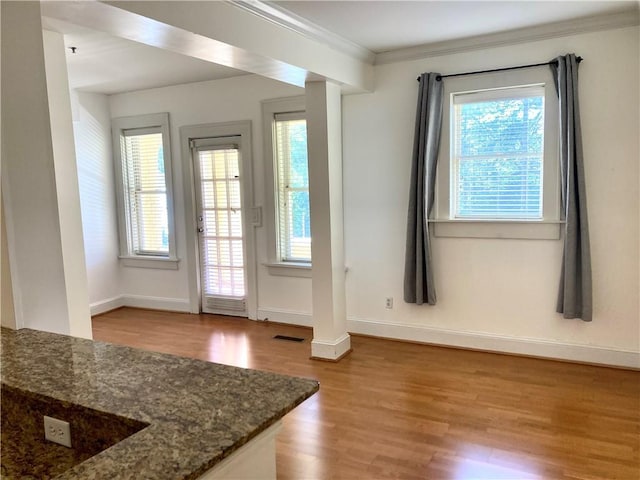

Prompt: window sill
[
  {"left": 431, "top": 219, "right": 562, "bottom": 240},
  {"left": 119, "top": 256, "right": 180, "bottom": 270},
  {"left": 265, "top": 262, "right": 312, "bottom": 278}
]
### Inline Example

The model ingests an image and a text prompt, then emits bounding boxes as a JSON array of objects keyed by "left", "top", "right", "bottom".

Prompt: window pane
[
  {"left": 204, "top": 239, "right": 219, "bottom": 265},
  {"left": 202, "top": 181, "right": 215, "bottom": 209},
  {"left": 290, "top": 190, "right": 310, "bottom": 238},
  {"left": 275, "top": 116, "right": 311, "bottom": 262},
  {"left": 123, "top": 132, "right": 169, "bottom": 255},
  {"left": 213, "top": 152, "right": 226, "bottom": 179},
  {"left": 215, "top": 211, "right": 229, "bottom": 237},
  {"left": 200, "top": 155, "right": 213, "bottom": 180},
  {"left": 232, "top": 240, "right": 244, "bottom": 267},
  {"left": 287, "top": 190, "right": 311, "bottom": 260},
  {"left": 217, "top": 240, "right": 230, "bottom": 266},
  {"left": 214, "top": 181, "right": 228, "bottom": 209},
  {"left": 458, "top": 157, "right": 542, "bottom": 217},
  {"left": 202, "top": 211, "right": 215, "bottom": 236},
  {"left": 284, "top": 120, "right": 309, "bottom": 188},
  {"left": 453, "top": 91, "right": 544, "bottom": 219},
  {"left": 229, "top": 211, "right": 242, "bottom": 237},
  {"left": 227, "top": 181, "right": 241, "bottom": 209},
  {"left": 197, "top": 147, "right": 245, "bottom": 299}
]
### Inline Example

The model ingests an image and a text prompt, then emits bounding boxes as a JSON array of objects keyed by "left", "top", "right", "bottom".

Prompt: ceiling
[
  {"left": 42, "top": 17, "right": 249, "bottom": 95},
  {"left": 273, "top": 1, "right": 637, "bottom": 53},
  {"left": 43, "top": 1, "right": 638, "bottom": 95}
]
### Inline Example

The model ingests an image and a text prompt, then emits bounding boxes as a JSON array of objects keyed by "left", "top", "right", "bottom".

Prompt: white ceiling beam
[{"left": 40, "top": 0, "right": 374, "bottom": 91}]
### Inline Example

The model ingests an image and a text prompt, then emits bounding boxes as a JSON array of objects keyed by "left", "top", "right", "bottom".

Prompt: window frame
[
  {"left": 274, "top": 110, "right": 311, "bottom": 263},
  {"left": 112, "top": 112, "right": 178, "bottom": 269},
  {"left": 434, "top": 68, "right": 562, "bottom": 240},
  {"left": 261, "top": 96, "right": 312, "bottom": 278}
]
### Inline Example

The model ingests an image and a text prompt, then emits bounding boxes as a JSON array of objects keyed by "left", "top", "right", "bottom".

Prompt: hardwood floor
[{"left": 93, "top": 308, "right": 640, "bottom": 480}]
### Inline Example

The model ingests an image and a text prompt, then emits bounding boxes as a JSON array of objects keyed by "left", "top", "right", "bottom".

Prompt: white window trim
[
  {"left": 434, "top": 68, "right": 561, "bottom": 240},
  {"left": 261, "top": 96, "right": 312, "bottom": 277},
  {"left": 111, "top": 112, "right": 179, "bottom": 268}
]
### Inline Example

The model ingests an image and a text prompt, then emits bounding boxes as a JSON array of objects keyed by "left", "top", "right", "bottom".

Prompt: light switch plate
[{"left": 251, "top": 206, "right": 262, "bottom": 227}]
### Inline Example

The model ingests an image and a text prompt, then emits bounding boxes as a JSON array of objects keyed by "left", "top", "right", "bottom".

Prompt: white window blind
[
  {"left": 452, "top": 85, "right": 545, "bottom": 219},
  {"left": 121, "top": 127, "right": 170, "bottom": 256},
  {"left": 274, "top": 112, "right": 311, "bottom": 262},
  {"left": 197, "top": 146, "right": 246, "bottom": 298}
]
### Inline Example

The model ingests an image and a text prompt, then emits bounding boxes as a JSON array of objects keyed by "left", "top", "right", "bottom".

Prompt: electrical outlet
[
  {"left": 44, "top": 415, "right": 72, "bottom": 448},
  {"left": 385, "top": 297, "right": 393, "bottom": 309}
]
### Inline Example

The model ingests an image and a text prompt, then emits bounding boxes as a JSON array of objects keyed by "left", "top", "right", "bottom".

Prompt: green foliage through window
[
  {"left": 453, "top": 88, "right": 544, "bottom": 219},
  {"left": 275, "top": 116, "right": 311, "bottom": 262}
]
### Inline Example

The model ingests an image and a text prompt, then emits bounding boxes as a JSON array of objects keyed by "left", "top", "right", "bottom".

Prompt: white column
[
  {"left": 305, "top": 81, "right": 351, "bottom": 360},
  {"left": 0, "top": 0, "right": 12, "bottom": 330},
  {"left": 1, "top": 199, "right": 16, "bottom": 329},
  {"left": 0, "top": 2, "right": 91, "bottom": 338},
  {"left": 42, "top": 30, "right": 92, "bottom": 339}
]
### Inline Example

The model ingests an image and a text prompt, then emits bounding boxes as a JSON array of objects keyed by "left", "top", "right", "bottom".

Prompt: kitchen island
[{"left": 0, "top": 328, "right": 319, "bottom": 479}]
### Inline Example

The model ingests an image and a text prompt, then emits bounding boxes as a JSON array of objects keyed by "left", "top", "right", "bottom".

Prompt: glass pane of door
[{"left": 195, "top": 146, "right": 246, "bottom": 315}]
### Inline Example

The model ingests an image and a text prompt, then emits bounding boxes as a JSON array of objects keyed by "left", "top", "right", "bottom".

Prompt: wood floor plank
[{"left": 92, "top": 308, "right": 640, "bottom": 480}]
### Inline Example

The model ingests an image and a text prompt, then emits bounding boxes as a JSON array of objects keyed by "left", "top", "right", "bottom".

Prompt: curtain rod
[{"left": 416, "top": 56, "right": 583, "bottom": 82}]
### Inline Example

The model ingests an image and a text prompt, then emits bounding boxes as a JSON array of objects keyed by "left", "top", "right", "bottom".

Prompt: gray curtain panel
[
  {"left": 404, "top": 73, "right": 443, "bottom": 305},
  {"left": 551, "top": 54, "right": 593, "bottom": 321}
]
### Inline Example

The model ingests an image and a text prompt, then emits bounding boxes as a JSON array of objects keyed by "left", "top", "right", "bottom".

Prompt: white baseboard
[
  {"left": 347, "top": 317, "right": 640, "bottom": 369},
  {"left": 257, "top": 308, "right": 313, "bottom": 327},
  {"left": 121, "top": 295, "right": 191, "bottom": 313},
  {"left": 91, "top": 299, "right": 638, "bottom": 368},
  {"left": 311, "top": 333, "right": 352, "bottom": 360},
  {"left": 90, "top": 295, "right": 191, "bottom": 315},
  {"left": 90, "top": 296, "right": 124, "bottom": 316}
]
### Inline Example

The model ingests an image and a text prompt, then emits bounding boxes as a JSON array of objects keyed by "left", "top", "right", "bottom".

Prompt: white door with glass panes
[{"left": 192, "top": 137, "right": 247, "bottom": 316}]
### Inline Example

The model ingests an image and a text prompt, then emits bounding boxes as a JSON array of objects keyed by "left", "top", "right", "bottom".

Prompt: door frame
[{"left": 179, "top": 121, "right": 257, "bottom": 319}]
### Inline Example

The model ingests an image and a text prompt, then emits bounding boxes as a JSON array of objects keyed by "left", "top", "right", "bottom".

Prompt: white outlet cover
[{"left": 44, "top": 415, "right": 72, "bottom": 448}]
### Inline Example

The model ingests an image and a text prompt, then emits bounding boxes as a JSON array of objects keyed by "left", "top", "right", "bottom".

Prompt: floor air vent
[{"left": 273, "top": 335, "right": 305, "bottom": 342}]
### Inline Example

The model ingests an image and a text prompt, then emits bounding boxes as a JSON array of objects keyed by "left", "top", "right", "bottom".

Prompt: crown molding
[
  {"left": 375, "top": 10, "right": 640, "bottom": 65},
  {"left": 229, "top": 0, "right": 376, "bottom": 64}
]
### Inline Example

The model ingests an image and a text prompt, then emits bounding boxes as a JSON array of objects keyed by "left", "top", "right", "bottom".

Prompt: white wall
[
  {"left": 84, "top": 25, "right": 638, "bottom": 366},
  {"left": 108, "top": 75, "right": 310, "bottom": 316},
  {"left": 342, "top": 26, "right": 639, "bottom": 366},
  {"left": 73, "top": 92, "right": 122, "bottom": 313}
]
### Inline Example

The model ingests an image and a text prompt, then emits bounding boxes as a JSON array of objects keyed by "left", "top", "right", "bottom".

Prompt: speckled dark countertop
[{"left": 0, "top": 328, "right": 319, "bottom": 479}]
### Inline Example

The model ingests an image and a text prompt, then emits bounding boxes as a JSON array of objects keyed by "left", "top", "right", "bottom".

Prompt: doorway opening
[
  {"left": 192, "top": 138, "right": 246, "bottom": 315},
  {"left": 181, "top": 121, "right": 257, "bottom": 319}
]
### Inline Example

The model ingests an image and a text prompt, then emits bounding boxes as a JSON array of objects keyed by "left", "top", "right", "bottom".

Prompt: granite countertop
[{"left": 0, "top": 328, "right": 319, "bottom": 479}]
